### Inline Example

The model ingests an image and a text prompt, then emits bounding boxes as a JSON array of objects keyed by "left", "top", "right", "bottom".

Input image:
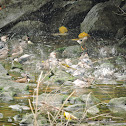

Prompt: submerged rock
[
  {"left": 62, "top": 45, "right": 81, "bottom": 58},
  {"left": 9, "top": 104, "right": 30, "bottom": 111},
  {"left": 108, "top": 97, "right": 126, "bottom": 116}
]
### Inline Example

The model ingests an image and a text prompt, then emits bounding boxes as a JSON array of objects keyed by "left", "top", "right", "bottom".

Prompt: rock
[
  {"left": 93, "top": 63, "right": 115, "bottom": 79},
  {"left": 17, "top": 54, "right": 34, "bottom": 64},
  {"left": 115, "top": 56, "right": 126, "bottom": 65},
  {"left": 0, "top": 113, "right": 3, "bottom": 118},
  {"left": 95, "top": 79, "right": 117, "bottom": 84},
  {"left": 80, "top": 2, "right": 125, "bottom": 38},
  {"left": 99, "top": 46, "right": 117, "bottom": 57},
  {"left": 11, "top": 61, "right": 23, "bottom": 70},
  {"left": 49, "top": 69, "right": 75, "bottom": 85},
  {"left": 9, "top": 20, "right": 48, "bottom": 36},
  {"left": 80, "top": 94, "right": 100, "bottom": 105},
  {"left": 108, "top": 97, "right": 126, "bottom": 115},
  {"left": 49, "top": 0, "right": 93, "bottom": 32},
  {"left": 20, "top": 114, "right": 34, "bottom": 126},
  {"left": 20, "top": 114, "right": 47, "bottom": 126},
  {"left": 62, "top": 45, "right": 82, "bottom": 58},
  {"left": 0, "top": 0, "right": 51, "bottom": 29},
  {"left": 9, "top": 104, "right": 30, "bottom": 111},
  {"left": 87, "top": 105, "right": 99, "bottom": 115},
  {"left": 0, "top": 41, "right": 8, "bottom": 59},
  {"left": 64, "top": 104, "right": 84, "bottom": 112},
  {"left": 116, "top": 27, "right": 126, "bottom": 39},
  {"left": 73, "top": 79, "right": 89, "bottom": 88},
  {"left": 0, "top": 92, "right": 13, "bottom": 102},
  {"left": 0, "top": 64, "right": 8, "bottom": 77},
  {"left": 13, "top": 114, "right": 22, "bottom": 121},
  {"left": 118, "top": 36, "right": 126, "bottom": 48},
  {"left": 109, "top": 0, "right": 124, "bottom": 7}
]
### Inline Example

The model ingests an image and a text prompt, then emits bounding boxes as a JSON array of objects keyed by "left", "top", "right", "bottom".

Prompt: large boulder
[
  {"left": 8, "top": 20, "right": 49, "bottom": 36},
  {"left": 80, "top": 2, "right": 125, "bottom": 38},
  {"left": 0, "top": 0, "right": 51, "bottom": 29},
  {"left": 49, "top": 0, "right": 93, "bottom": 32}
]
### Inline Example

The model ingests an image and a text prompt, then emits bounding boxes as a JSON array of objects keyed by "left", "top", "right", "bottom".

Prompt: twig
[
  {"left": 28, "top": 99, "right": 35, "bottom": 117},
  {"left": 88, "top": 113, "right": 123, "bottom": 120},
  {"left": 79, "top": 92, "right": 92, "bottom": 123},
  {"left": 53, "top": 91, "right": 75, "bottom": 124}
]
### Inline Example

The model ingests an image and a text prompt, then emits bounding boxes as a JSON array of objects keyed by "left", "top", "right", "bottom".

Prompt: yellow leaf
[{"left": 59, "top": 26, "right": 68, "bottom": 34}]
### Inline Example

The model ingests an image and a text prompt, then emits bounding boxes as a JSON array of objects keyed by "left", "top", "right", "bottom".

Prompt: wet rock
[
  {"left": 0, "top": 92, "right": 13, "bottom": 102},
  {"left": 64, "top": 104, "right": 84, "bottom": 112},
  {"left": 118, "top": 36, "right": 126, "bottom": 48},
  {"left": 0, "top": 0, "right": 51, "bottom": 29},
  {"left": 20, "top": 114, "right": 47, "bottom": 126},
  {"left": 108, "top": 97, "right": 126, "bottom": 115},
  {"left": 73, "top": 79, "right": 89, "bottom": 88},
  {"left": 0, "top": 40, "right": 8, "bottom": 59},
  {"left": 49, "top": 0, "right": 93, "bottom": 32},
  {"left": 0, "top": 113, "right": 3, "bottom": 118},
  {"left": 11, "top": 61, "right": 23, "bottom": 70},
  {"left": 20, "top": 114, "right": 34, "bottom": 126},
  {"left": 48, "top": 69, "right": 75, "bottom": 85},
  {"left": 62, "top": 45, "right": 81, "bottom": 58},
  {"left": 87, "top": 105, "right": 99, "bottom": 115},
  {"left": 114, "top": 73, "right": 126, "bottom": 82},
  {"left": 116, "top": 27, "right": 126, "bottom": 39},
  {"left": 0, "top": 64, "right": 8, "bottom": 77},
  {"left": 13, "top": 114, "right": 22, "bottom": 121},
  {"left": 80, "top": 94, "right": 100, "bottom": 105},
  {"left": 99, "top": 46, "right": 117, "bottom": 57},
  {"left": 81, "top": 2, "right": 125, "bottom": 38},
  {"left": 115, "top": 56, "right": 126, "bottom": 65},
  {"left": 95, "top": 79, "right": 117, "bottom": 84},
  {"left": 9, "top": 104, "right": 30, "bottom": 111},
  {"left": 16, "top": 54, "right": 34, "bottom": 64},
  {"left": 93, "top": 63, "right": 115, "bottom": 79},
  {"left": 9, "top": 20, "right": 48, "bottom": 37}
]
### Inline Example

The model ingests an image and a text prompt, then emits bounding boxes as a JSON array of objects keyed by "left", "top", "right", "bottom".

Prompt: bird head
[
  {"left": 1, "top": 35, "right": 8, "bottom": 42},
  {"left": 77, "top": 32, "right": 90, "bottom": 45}
]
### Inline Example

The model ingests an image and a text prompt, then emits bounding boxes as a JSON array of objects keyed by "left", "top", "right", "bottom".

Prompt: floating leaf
[{"left": 59, "top": 26, "right": 68, "bottom": 34}]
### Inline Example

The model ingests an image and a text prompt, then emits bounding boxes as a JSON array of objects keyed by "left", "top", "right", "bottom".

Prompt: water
[
  {"left": 0, "top": 84, "right": 126, "bottom": 125},
  {"left": 0, "top": 36, "right": 126, "bottom": 125}
]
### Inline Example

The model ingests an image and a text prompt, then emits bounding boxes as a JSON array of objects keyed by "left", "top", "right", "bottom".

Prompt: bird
[
  {"left": 77, "top": 32, "right": 90, "bottom": 50},
  {"left": 11, "top": 36, "right": 30, "bottom": 58},
  {"left": 0, "top": 35, "right": 8, "bottom": 59},
  {"left": 11, "top": 45, "right": 23, "bottom": 58},
  {"left": 15, "top": 74, "right": 30, "bottom": 83},
  {"left": 39, "top": 51, "right": 59, "bottom": 71}
]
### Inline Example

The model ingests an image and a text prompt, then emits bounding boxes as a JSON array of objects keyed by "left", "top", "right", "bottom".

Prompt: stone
[
  {"left": 80, "top": 2, "right": 125, "bottom": 38},
  {"left": 87, "top": 105, "right": 99, "bottom": 115},
  {"left": 49, "top": 0, "right": 93, "bottom": 32},
  {"left": 0, "top": 0, "right": 51, "bottom": 29},
  {"left": 62, "top": 45, "right": 82, "bottom": 58},
  {"left": 108, "top": 97, "right": 126, "bottom": 115},
  {"left": 0, "top": 113, "right": 3, "bottom": 118},
  {"left": 9, "top": 104, "right": 30, "bottom": 111},
  {"left": 9, "top": 20, "right": 48, "bottom": 36}
]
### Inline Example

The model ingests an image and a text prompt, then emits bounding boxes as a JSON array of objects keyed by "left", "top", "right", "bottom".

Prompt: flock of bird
[{"left": 0, "top": 26, "right": 90, "bottom": 84}]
